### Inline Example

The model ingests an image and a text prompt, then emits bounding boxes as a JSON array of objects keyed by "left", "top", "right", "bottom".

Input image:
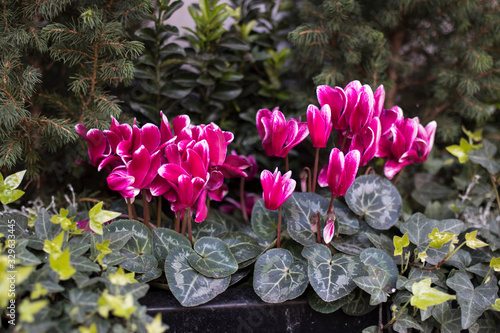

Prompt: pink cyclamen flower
[
  {"left": 75, "top": 124, "right": 111, "bottom": 167},
  {"left": 349, "top": 117, "right": 381, "bottom": 166},
  {"left": 378, "top": 116, "right": 437, "bottom": 179},
  {"left": 318, "top": 148, "right": 360, "bottom": 196},
  {"left": 323, "top": 221, "right": 336, "bottom": 244},
  {"left": 316, "top": 85, "right": 347, "bottom": 130},
  {"left": 256, "top": 108, "right": 309, "bottom": 158},
  {"left": 260, "top": 168, "right": 296, "bottom": 210},
  {"left": 307, "top": 104, "right": 333, "bottom": 148}
]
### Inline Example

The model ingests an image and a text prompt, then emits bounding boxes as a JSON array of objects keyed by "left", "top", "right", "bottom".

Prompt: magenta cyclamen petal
[
  {"left": 128, "top": 146, "right": 151, "bottom": 187},
  {"left": 141, "top": 123, "right": 161, "bottom": 153},
  {"left": 373, "top": 85, "right": 385, "bottom": 118},
  {"left": 341, "top": 150, "right": 360, "bottom": 195},
  {"left": 160, "top": 111, "right": 174, "bottom": 143}
]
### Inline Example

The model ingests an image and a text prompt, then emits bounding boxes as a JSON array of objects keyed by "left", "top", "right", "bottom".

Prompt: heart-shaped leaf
[
  {"left": 251, "top": 199, "right": 282, "bottom": 241},
  {"left": 152, "top": 228, "right": 191, "bottom": 266},
  {"left": 282, "top": 192, "right": 329, "bottom": 247},
  {"left": 253, "top": 248, "right": 308, "bottom": 303},
  {"left": 360, "top": 248, "right": 398, "bottom": 290},
  {"left": 446, "top": 272, "right": 498, "bottom": 329},
  {"left": 354, "top": 267, "right": 390, "bottom": 305},
  {"left": 331, "top": 220, "right": 374, "bottom": 256},
  {"left": 223, "top": 232, "right": 261, "bottom": 264},
  {"left": 307, "top": 289, "right": 354, "bottom": 314},
  {"left": 334, "top": 200, "right": 360, "bottom": 235},
  {"left": 119, "top": 249, "right": 158, "bottom": 273},
  {"left": 345, "top": 175, "right": 402, "bottom": 230},
  {"left": 165, "top": 245, "right": 229, "bottom": 307},
  {"left": 302, "top": 244, "right": 364, "bottom": 302},
  {"left": 192, "top": 220, "right": 228, "bottom": 240},
  {"left": 105, "top": 220, "right": 152, "bottom": 254},
  {"left": 136, "top": 268, "right": 162, "bottom": 283},
  {"left": 341, "top": 288, "right": 375, "bottom": 316},
  {"left": 188, "top": 237, "right": 238, "bottom": 278},
  {"left": 205, "top": 209, "right": 242, "bottom": 232}
]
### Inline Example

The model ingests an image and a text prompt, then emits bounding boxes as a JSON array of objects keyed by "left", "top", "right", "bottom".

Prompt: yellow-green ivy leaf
[
  {"left": 30, "top": 283, "right": 47, "bottom": 299},
  {"left": 19, "top": 299, "right": 48, "bottom": 323},
  {"left": 410, "top": 278, "right": 456, "bottom": 310},
  {"left": 51, "top": 208, "right": 76, "bottom": 231},
  {"left": 49, "top": 248, "right": 76, "bottom": 280},
  {"left": 446, "top": 138, "right": 475, "bottom": 163},
  {"left": 465, "top": 230, "right": 488, "bottom": 249},
  {"left": 492, "top": 299, "right": 500, "bottom": 312},
  {"left": 417, "top": 251, "right": 427, "bottom": 264},
  {"left": 109, "top": 267, "right": 137, "bottom": 286},
  {"left": 428, "top": 227, "right": 458, "bottom": 249},
  {"left": 146, "top": 313, "right": 168, "bottom": 333},
  {"left": 98, "top": 290, "right": 136, "bottom": 320},
  {"left": 3, "top": 170, "right": 26, "bottom": 189},
  {"left": 88, "top": 202, "right": 121, "bottom": 235},
  {"left": 43, "top": 231, "right": 65, "bottom": 257},
  {"left": 393, "top": 233, "right": 410, "bottom": 256},
  {"left": 78, "top": 323, "right": 98, "bottom": 333},
  {"left": 462, "top": 126, "right": 483, "bottom": 142},
  {"left": 95, "top": 239, "right": 112, "bottom": 265},
  {"left": 490, "top": 257, "right": 500, "bottom": 271}
]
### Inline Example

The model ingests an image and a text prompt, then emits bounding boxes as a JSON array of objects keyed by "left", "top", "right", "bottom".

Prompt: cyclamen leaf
[{"left": 188, "top": 237, "right": 238, "bottom": 278}]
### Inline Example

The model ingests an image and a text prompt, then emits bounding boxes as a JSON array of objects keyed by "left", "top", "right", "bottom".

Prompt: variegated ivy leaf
[
  {"left": 0, "top": 170, "right": 26, "bottom": 205},
  {"left": 50, "top": 208, "right": 76, "bottom": 231},
  {"left": 18, "top": 299, "right": 48, "bottom": 323},
  {"left": 490, "top": 257, "right": 500, "bottom": 271},
  {"left": 97, "top": 290, "right": 136, "bottom": 320},
  {"left": 465, "top": 230, "right": 488, "bottom": 249},
  {"left": 447, "top": 271, "right": 498, "bottom": 329},
  {"left": 428, "top": 227, "right": 459, "bottom": 249},
  {"left": 253, "top": 248, "right": 308, "bottom": 303},
  {"left": 43, "top": 231, "right": 65, "bottom": 256},
  {"left": 410, "top": 278, "right": 456, "bottom": 310},
  {"left": 88, "top": 202, "right": 121, "bottom": 235},
  {"left": 492, "top": 299, "right": 500, "bottom": 311},
  {"left": 50, "top": 247, "right": 76, "bottom": 280},
  {"left": 146, "top": 313, "right": 168, "bottom": 333},
  {"left": 345, "top": 175, "right": 402, "bottom": 230},
  {"left": 108, "top": 267, "right": 137, "bottom": 285},
  {"left": 393, "top": 233, "right": 410, "bottom": 256},
  {"left": 446, "top": 138, "right": 480, "bottom": 163}
]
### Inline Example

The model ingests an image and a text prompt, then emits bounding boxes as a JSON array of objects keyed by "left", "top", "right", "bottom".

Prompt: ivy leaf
[
  {"left": 428, "top": 227, "right": 459, "bottom": 249},
  {"left": 446, "top": 138, "right": 477, "bottom": 163},
  {"left": 393, "top": 233, "right": 410, "bottom": 256},
  {"left": 468, "top": 139, "right": 500, "bottom": 174},
  {"left": 108, "top": 266, "right": 137, "bottom": 285},
  {"left": 410, "top": 278, "right": 456, "bottom": 310},
  {"left": 43, "top": 231, "right": 65, "bottom": 256},
  {"left": 354, "top": 267, "right": 390, "bottom": 305},
  {"left": 462, "top": 126, "right": 483, "bottom": 142},
  {"left": 88, "top": 202, "right": 121, "bottom": 235},
  {"left": 446, "top": 271, "right": 498, "bottom": 329},
  {"left": 18, "top": 299, "right": 48, "bottom": 323},
  {"left": 490, "top": 257, "right": 500, "bottom": 271},
  {"left": 491, "top": 298, "right": 500, "bottom": 311},
  {"left": 432, "top": 301, "right": 461, "bottom": 333},
  {"left": 97, "top": 290, "right": 136, "bottom": 320},
  {"left": 0, "top": 170, "right": 26, "bottom": 204},
  {"left": 465, "top": 230, "right": 488, "bottom": 249},
  {"left": 95, "top": 239, "right": 112, "bottom": 265},
  {"left": 146, "top": 313, "right": 168, "bottom": 333},
  {"left": 49, "top": 247, "right": 76, "bottom": 280}
]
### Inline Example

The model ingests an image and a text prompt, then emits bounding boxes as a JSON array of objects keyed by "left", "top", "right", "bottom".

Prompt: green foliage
[
  {"left": 0, "top": 0, "right": 150, "bottom": 185},
  {"left": 129, "top": 0, "right": 298, "bottom": 158},
  {"left": 288, "top": 0, "right": 500, "bottom": 141}
]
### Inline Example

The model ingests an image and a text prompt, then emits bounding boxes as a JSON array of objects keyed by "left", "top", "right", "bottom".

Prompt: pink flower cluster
[
  {"left": 316, "top": 81, "right": 436, "bottom": 180},
  {"left": 76, "top": 112, "right": 250, "bottom": 222}
]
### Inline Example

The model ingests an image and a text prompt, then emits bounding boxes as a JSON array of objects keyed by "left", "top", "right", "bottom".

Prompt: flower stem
[
  {"left": 482, "top": 267, "right": 493, "bottom": 285},
  {"left": 142, "top": 190, "right": 151, "bottom": 229},
  {"left": 490, "top": 174, "right": 500, "bottom": 219},
  {"left": 285, "top": 155, "right": 289, "bottom": 172},
  {"left": 126, "top": 198, "right": 133, "bottom": 220},
  {"left": 393, "top": 168, "right": 404, "bottom": 186},
  {"left": 174, "top": 213, "right": 180, "bottom": 233},
  {"left": 187, "top": 208, "right": 193, "bottom": 244},
  {"left": 383, "top": 300, "right": 411, "bottom": 329},
  {"left": 181, "top": 211, "right": 188, "bottom": 236},
  {"left": 312, "top": 147, "right": 320, "bottom": 193},
  {"left": 131, "top": 202, "right": 138, "bottom": 220},
  {"left": 240, "top": 178, "right": 248, "bottom": 223},
  {"left": 277, "top": 206, "right": 282, "bottom": 248},
  {"left": 156, "top": 196, "right": 162, "bottom": 228}
]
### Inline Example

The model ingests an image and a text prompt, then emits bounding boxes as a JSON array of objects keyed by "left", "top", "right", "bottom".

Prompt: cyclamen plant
[{"left": 76, "top": 112, "right": 250, "bottom": 241}]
